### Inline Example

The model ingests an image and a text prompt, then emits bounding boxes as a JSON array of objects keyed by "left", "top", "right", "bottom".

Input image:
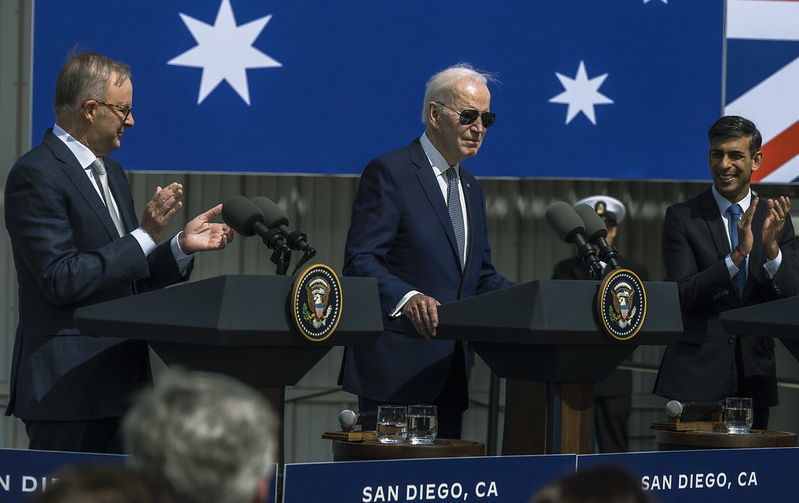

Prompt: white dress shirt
[
  {"left": 711, "top": 185, "right": 780, "bottom": 280},
  {"left": 52, "top": 123, "right": 193, "bottom": 270},
  {"left": 389, "top": 133, "right": 470, "bottom": 317}
]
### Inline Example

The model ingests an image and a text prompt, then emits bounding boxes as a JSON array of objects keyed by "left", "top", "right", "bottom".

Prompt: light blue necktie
[
  {"left": 446, "top": 167, "right": 465, "bottom": 269},
  {"left": 727, "top": 203, "right": 746, "bottom": 298}
]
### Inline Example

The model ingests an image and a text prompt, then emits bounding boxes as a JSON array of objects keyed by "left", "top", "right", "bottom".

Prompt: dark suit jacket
[
  {"left": 551, "top": 254, "right": 651, "bottom": 397},
  {"left": 4, "top": 129, "right": 191, "bottom": 421},
  {"left": 653, "top": 188, "right": 799, "bottom": 408},
  {"left": 339, "top": 139, "right": 513, "bottom": 405}
]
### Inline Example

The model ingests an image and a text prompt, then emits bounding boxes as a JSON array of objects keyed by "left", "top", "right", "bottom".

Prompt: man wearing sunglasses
[
  {"left": 340, "top": 64, "right": 514, "bottom": 439},
  {"left": 4, "top": 52, "right": 234, "bottom": 453}
]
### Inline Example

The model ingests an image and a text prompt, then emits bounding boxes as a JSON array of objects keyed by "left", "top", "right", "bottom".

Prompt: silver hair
[
  {"left": 53, "top": 51, "right": 130, "bottom": 121},
  {"left": 421, "top": 63, "right": 497, "bottom": 125},
  {"left": 123, "top": 370, "right": 277, "bottom": 503}
]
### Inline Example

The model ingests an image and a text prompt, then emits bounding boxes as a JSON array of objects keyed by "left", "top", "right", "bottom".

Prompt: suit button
[{"left": 728, "top": 336, "right": 736, "bottom": 343}]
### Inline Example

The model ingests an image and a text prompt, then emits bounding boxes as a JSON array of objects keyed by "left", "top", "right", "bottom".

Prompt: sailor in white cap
[{"left": 551, "top": 195, "right": 650, "bottom": 453}]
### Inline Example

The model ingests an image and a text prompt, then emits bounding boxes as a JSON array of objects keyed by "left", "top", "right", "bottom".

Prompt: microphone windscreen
[
  {"left": 251, "top": 196, "right": 290, "bottom": 229},
  {"left": 545, "top": 201, "right": 585, "bottom": 243},
  {"left": 665, "top": 400, "right": 684, "bottom": 418},
  {"left": 339, "top": 409, "right": 358, "bottom": 430},
  {"left": 221, "top": 196, "right": 263, "bottom": 236},
  {"left": 574, "top": 203, "right": 608, "bottom": 242}
]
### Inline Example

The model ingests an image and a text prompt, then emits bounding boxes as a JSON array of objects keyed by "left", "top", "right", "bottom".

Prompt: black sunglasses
[{"left": 435, "top": 102, "right": 496, "bottom": 128}]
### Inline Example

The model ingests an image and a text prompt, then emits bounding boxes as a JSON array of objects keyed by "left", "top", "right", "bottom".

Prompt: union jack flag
[{"left": 725, "top": 0, "right": 799, "bottom": 182}]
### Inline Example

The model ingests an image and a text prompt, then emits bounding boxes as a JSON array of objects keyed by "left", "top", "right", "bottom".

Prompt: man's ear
[
  {"left": 752, "top": 150, "right": 763, "bottom": 172},
  {"left": 82, "top": 100, "right": 98, "bottom": 122},
  {"left": 427, "top": 101, "right": 440, "bottom": 127}
]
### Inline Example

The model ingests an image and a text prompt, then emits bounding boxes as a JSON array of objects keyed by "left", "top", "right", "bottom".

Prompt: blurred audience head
[
  {"left": 123, "top": 369, "right": 277, "bottom": 503},
  {"left": 530, "top": 465, "right": 650, "bottom": 503},
  {"left": 31, "top": 464, "right": 175, "bottom": 503}
]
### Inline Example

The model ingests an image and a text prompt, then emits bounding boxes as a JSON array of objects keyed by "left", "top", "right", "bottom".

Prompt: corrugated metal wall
[{"left": 4, "top": 0, "right": 799, "bottom": 463}]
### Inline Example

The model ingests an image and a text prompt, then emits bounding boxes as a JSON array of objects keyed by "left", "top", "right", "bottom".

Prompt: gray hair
[
  {"left": 53, "top": 51, "right": 130, "bottom": 121},
  {"left": 123, "top": 370, "right": 277, "bottom": 503},
  {"left": 421, "top": 63, "right": 497, "bottom": 125}
]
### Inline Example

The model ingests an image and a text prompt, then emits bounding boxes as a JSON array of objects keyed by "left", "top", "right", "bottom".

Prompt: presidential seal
[
  {"left": 291, "top": 264, "right": 342, "bottom": 342},
  {"left": 596, "top": 268, "right": 646, "bottom": 341}
]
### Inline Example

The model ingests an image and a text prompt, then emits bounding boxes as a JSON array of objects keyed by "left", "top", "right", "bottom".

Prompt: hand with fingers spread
[
  {"left": 762, "top": 196, "right": 791, "bottom": 260},
  {"left": 402, "top": 293, "right": 441, "bottom": 339},
  {"left": 179, "top": 203, "right": 236, "bottom": 254},
  {"left": 731, "top": 197, "right": 757, "bottom": 268},
  {"left": 140, "top": 182, "right": 183, "bottom": 243}
]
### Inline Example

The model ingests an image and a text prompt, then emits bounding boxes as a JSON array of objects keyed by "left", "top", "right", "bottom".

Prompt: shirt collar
[
  {"left": 52, "top": 123, "right": 100, "bottom": 170},
  {"left": 420, "top": 132, "right": 459, "bottom": 179},
  {"left": 711, "top": 185, "right": 751, "bottom": 216}
]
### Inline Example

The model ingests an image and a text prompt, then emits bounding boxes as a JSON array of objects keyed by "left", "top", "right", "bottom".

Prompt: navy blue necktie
[
  {"left": 727, "top": 203, "right": 746, "bottom": 297},
  {"left": 446, "top": 167, "right": 465, "bottom": 269}
]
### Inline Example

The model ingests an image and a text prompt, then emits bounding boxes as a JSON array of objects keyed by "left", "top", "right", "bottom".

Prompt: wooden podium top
[
  {"left": 332, "top": 439, "right": 485, "bottom": 461},
  {"left": 654, "top": 429, "right": 796, "bottom": 450}
]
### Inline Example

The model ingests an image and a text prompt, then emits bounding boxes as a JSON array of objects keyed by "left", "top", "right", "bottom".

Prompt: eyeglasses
[
  {"left": 92, "top": 99, "right": 132, "bottom": 122},
  {"left": 435, "top": 102, "right": 496, "bottom": 128}
]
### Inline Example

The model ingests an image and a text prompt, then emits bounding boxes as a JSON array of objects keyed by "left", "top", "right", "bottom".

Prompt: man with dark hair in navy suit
[
  {"left": 654, "top": 115, "right": 799, "bottom": 429},
  {"left": 5, "top": 52, "right": 234, "bottom": 453},
  {"left": 339, "top": 63, "right": 514, "bottom": 439}
]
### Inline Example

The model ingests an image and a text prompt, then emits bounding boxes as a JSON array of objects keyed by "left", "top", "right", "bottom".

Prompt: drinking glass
[
  {"left": 376, "top": 405, "right": 407, "bottom": 444},
  {"left": 724, "top": 397, "right": 753, "bottom": 434},
  {"left": 407, "top": 404, "right": 438, "bottom": 444}
]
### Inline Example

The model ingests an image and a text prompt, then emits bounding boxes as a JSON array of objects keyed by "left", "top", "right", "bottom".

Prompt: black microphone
[
  {"left": 545, "top": 201, "right": 602, "bottom": 279},
  {"left": 251, "top": 196, "right": 315, "bottom": 254},
  {"left": 574, "top": 203, "right": 620, "bottom": 271},
  {"left": 222, "top": 196, "right": 290, "bottom": 253},
  {"left": 338, "top": 409, "right": 378, "bottom": 432},
  {"left": 665, "top": 399, "right": 724, "bottom": 418}
]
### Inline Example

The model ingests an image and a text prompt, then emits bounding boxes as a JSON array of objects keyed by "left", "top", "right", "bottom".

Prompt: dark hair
[
  {"left": 707, "top": 115, "right": 762, "bottom": 156},
  {"left": 31, "top": 464, "right": 175, "bottom": 503},
  {"left": 53, "top": 51, "right": 130, "bottom": 121},
  {"left": 530, "top": 465, "right": 650, "bottom": 503}
]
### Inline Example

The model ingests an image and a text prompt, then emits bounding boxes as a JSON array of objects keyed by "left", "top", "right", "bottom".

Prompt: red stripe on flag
[{"left": 753, "top": 120, "right": 799, "bottom": 182}]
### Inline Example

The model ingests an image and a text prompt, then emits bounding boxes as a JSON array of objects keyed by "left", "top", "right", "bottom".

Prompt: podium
[
  {"left": 719, "top": 296, "right": 799, "bottom": 362},
  {"left": 73, "top": 274, "right": 383, "bottom": 463},
  {"left": 408, "top": 279, "right": 682, "bottom": 454}
]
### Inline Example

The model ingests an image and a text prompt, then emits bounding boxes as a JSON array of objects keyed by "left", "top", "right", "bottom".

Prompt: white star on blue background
[
  {"left": 168, "top": 0, "right": 281, "bottom": 105},
  {"left": 549, "top": 60, "right": 614, "bottom": 125}
]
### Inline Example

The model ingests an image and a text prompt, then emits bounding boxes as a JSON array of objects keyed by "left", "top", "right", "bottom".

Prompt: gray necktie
[
  {"left": 446, "top": 167, "right": 465, "bottom": 268},
  {"left": 90, "top": 158, "right": 125, "bottom": 237},
  {"left": 726, "top": 203, "right": 746, "bottom": 298}
]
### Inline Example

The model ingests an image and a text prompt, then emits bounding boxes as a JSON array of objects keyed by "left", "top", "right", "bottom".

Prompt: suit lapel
[
  {"left": 460, "top": 169, "right": 477, "bottom": 276},
  {"left": 409, "top": 141, "right": 463, "bottom": 271},
  {"left": 744, "top": 198, "right": 768, "bottom": 298},
  {"left": 43, "top": 131, "right": 120, "bottom": 240},
  {"left": 699, "top": 188, "right": 730, "bottom": 257},
  {"left": 104, "top": 159, "right": 135, "bottom": 232}
]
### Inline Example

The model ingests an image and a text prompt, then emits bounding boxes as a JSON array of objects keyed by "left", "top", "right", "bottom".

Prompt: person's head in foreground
[
  {"left": 31, "top": 464, "right": 175, "bottom": 503},
  {"left": 530, "top": 465, "right": 651, "bottom": 503},
  {"left": 123, "top": 369, "right": 277, "bottom": 503}
]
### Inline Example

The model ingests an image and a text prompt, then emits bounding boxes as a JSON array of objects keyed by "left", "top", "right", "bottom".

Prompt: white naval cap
[{"left": 575, "top": 195, "right": 626, "bottom": 225}]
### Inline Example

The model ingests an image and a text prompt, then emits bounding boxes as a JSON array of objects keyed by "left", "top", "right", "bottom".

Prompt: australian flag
[{"left": 33, "top": 1, "right": 724, "bottom": 179}]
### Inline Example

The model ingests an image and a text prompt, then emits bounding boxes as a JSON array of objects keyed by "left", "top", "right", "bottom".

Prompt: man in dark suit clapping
[
  {"left": 5, "top": 52, "right": 234, "bottom": 452},
  {"left": 654, "top": 115, "right": 799, "bottom": 429}
]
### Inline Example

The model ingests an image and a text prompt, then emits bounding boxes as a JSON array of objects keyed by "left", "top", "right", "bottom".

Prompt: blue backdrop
[{"left": 32, "top": 1, "right": 722, "bottom": 179}]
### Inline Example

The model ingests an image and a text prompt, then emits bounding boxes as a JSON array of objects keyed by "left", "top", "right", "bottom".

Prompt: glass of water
[
  {"left": 724, "top": 397, "right": 753, "bottom": 434},
  {"left": 376, "top": 405, "right": 407, "bottom": 444},
  {"left": 407, "top": 404, "right": 438, "bottom": 444}
]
